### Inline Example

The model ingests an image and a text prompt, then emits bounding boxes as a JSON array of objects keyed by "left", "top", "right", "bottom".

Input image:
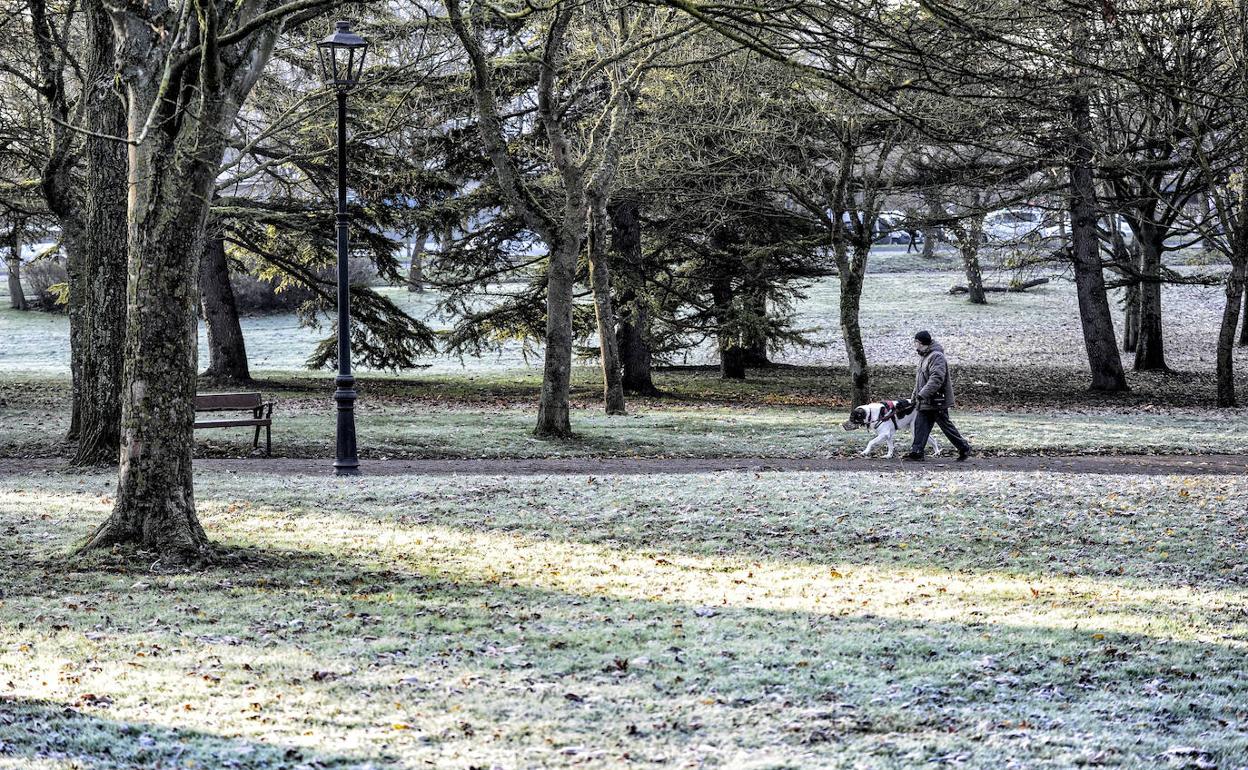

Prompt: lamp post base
[{"left": 334, "top": 374, "right": 360, "bottom": 476}]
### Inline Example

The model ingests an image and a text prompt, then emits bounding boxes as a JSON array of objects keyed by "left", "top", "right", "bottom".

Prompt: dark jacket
[{"left": 913, "top": 342, "right": 956, "bottom": 410}]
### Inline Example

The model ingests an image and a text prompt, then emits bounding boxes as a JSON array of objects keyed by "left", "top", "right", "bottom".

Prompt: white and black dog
[{"left": 842, "top": 398, "right": 941, "bottom": 459}]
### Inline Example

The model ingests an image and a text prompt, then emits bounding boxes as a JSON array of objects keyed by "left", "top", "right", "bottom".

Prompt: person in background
[{"left": 905, "top": 330, "right": 973, "bottom": 462}]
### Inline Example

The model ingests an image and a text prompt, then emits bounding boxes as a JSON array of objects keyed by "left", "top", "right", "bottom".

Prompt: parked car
[
  {"left": 981, "top": 208, "right": 1050, "bottom": 244},
  {"left": 973, "top": 207, "right": 1132, "bottom": 247},
  {"left": 838, "top": 210, "right": 923, "bottom": 245}
]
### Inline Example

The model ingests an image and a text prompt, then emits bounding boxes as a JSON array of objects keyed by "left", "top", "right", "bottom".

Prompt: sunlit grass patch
[{"left": 1, "top": 469, "right": 1246, "bottom": 768}]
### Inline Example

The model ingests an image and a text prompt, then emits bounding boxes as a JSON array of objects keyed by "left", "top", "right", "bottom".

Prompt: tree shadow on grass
[
  {"left": 0, "top": 697, "right": 372, "bottom": 769},
  {"left": 185, "top": 470, "right": 1246, "bottom": 593},
  {"left": 2, "top": 534, "right": 1246, "bottom": 767},
  {"left": 4, "top": 551, "right": 1247, "bottom": 767}
]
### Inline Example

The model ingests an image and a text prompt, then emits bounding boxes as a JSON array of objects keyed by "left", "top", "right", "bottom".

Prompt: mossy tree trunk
[
  {"left": 710, "top": 274, "right": 745, "bottom": 380},
  {"left": 536, "top": 226, "right": 581, "bottom": 436},
  {"left": 1122, "top": 282, "right": 1140, "bottom": 353},
  {"left": 587, "top": 194, "right": 625, "bottom": 415},
  {"left": 1240, "top": 290, "right": 1248, "bottom": 346},
  {"left": 30, "top": 0, "right": 128, "bottom": 463},
  {"left": 1132, "top": 229, "right": 1168, "bottom": 371},
  {"left": 67, "top": 1, "right": 128, "bottom": 467},
  {"left": 1067, "top": 66, "right": 1129, "bottom": 392},
  {"left": 1217, "top": 265, "right": 1245, "bottom": 407},
  {"left": 838, "top": 255, "right": 870, "bottom": 407},
  {"left": 953, "top": 215, "right": 988, "bottom": 305},
  {"left": 610, "top": 200, "right": 657, "bottom": 395},
  {"left": 4, "top": 230, "right": 25, "bottom": 310},
  {"left": 83, "top": 0, "right": 284, "bottom": 560},
  {"left": 200, "top": 235, "right": 250, "bottom": 382},
  {"left": 407, "top": 232, "right": 427, "bottom": 293},
  {"left": 85, "top": 123, "right": 222, "bottom": 558}
]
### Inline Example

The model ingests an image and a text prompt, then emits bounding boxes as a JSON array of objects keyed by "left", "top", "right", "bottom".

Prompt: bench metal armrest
[{"left": 253, "top": 402, "right": 275, "bottom": 420}]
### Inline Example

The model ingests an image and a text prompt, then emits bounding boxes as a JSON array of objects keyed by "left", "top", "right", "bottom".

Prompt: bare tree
[{"left": 446, "top": 0, "right": 682, "bottom": 432}]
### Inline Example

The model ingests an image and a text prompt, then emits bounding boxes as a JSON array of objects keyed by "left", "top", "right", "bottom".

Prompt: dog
[{"left": 842, "top": 398, "right": 941, "bottom": 459}]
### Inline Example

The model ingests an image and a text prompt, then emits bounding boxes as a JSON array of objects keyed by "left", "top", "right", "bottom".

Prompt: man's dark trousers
[{"left": 911, "top": 408, "right": 971, "bottom": 455}]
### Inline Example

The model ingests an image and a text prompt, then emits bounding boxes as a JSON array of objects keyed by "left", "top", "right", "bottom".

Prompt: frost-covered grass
[
  {"left": 5, "top": 393, "right": 1248, "bottom": 460},
  {"left": 177, "top": 405, "right": 1248, "bottom": 458},
  {"left": 0, "top": 467, "right": 1245, "bottom": 768},
  {"left": 3, "top": 259, "right": 1243, "bottom": 374}
]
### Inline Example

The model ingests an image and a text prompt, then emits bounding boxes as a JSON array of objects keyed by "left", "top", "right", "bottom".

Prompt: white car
[
  {"left": 981, "top": 208, "right": 1050, "bottom": 244},
  {"left": 979, "top": 208, "right": 1132, "bottom": 246}
]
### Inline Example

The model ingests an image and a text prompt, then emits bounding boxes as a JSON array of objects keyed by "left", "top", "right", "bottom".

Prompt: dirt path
[
  {"left": 3, "top": 454, "right": 1243, "bottom": 478},
  {"left": 143, "top": 454, "right": 1248, "bottom": 477}
]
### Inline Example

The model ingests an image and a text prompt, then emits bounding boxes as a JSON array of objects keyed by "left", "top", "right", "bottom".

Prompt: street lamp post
[{"left": 318, "top": 20, "right": 368, "bottom": 476}]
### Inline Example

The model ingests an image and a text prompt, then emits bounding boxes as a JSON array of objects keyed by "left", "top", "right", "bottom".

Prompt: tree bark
[
  {"left": 66, "top": 1, "right": 128, "bottom": 466},
  {"left": 1240, "top": 289, "right": 1248, "bottom": 346},
  {"left": 535, "top": 233, "right": 579, "bottom": 436},
  {"left": 921, "top": 193, "right": 941, "bottom": 259},
  {"left": 610, "top": 200, "right": 657, "bottom": 395},
  {"left": 618, "top": 316, "right": 654, "bottom": 394},
  {"left": 710, "top": 275, "right": 745, "bottom": 380},
  {"left": 84, "top": 0, "right": 282, "bottom": 558},
  {"left": 83, "top": 78, "right": 229, "bottom": 557},
  {"left": 4, "top": 236, "right": 25, "bottom": 310},
  {"left": 587, "top": 195, "right": 625, "bottom": 414},
  {"left": 199, "top": 235, "right": 250, "bottom": 382},
  {"left": 1122, "top": 282, "right": 1140, "bottom": 353},
  {"left": 407, "top": 232, "right": 426, "bottom": 292},
  {"left": 956, "top": 218, "right": 988, "bottom": 305},
  {"left": 85, "top": 131, "right": 219, "bottom": 557},
  {"left": 839, "top": 254, "right": 870, "bottom": 407},
  {"left": 1133, "top": 231, "right": 1168, "bottom": 371},
  {"left": 1067, "top": 86, "right": 1129, "bottom": 392},
  {"left": 1217, "top": 265, "right": 1245, "bottom": 407}
]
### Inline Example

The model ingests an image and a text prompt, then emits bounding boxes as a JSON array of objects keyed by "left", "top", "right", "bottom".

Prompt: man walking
[{"left": 904, "top": 331, "right": 973, "bottom": 462}]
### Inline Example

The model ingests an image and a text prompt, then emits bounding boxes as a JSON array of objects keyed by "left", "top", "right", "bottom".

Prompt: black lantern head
[{"left": 318, "top": 21, "right": 368, "bottom": 92}]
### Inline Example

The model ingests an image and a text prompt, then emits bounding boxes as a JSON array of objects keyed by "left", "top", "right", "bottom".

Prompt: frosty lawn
[{"left": 1, "top": 468, "right": 1244, "bottom": 768}]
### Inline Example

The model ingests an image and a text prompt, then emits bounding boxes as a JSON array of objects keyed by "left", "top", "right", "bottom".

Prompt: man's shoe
[
  {"left": 956, "top": 447, "right": 973, "bottom": 462},
  {"left": 902, "top": 452, "right": 924, "bottom": 462}
]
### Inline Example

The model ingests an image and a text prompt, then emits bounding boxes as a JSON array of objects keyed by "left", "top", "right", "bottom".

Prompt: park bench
[{"left": 194, "top": 392, "right": 274, "bottom": 455}]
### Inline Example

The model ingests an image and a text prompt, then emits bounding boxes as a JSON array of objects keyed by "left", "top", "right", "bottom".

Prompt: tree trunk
[
  {"left": 1217, "top": 266, "right": 1246, "bottom": 407},
  {"left": 618, "top": 317, "right": 654, "bottom": 394},
  {"left": 407, "top": 233, "right": 426, "bottom": 292},
  {"left": 535, "top": 223, "right": 581, "bottom": 437},
  {"left": 1240, "top": 289, "right": 1248, "bottom": 346},
  {"left": 720, "top": 345, "right": 746, "bottom": 379},
  {"left": 587, "top": 196, "right": 625, "bottom": 414},
  {"left": 199, "top": 235, "right": 250, "bottom": 382},
  {"left": 1133, "top": 232, "right": 1168, "bottom": 371},
  {"left": 66, "top": 2, "right": 128, "bottom": 466},
  {"left": 1110, "top": 225, "right": 1139, "bottom": 353},
  {"left": 82, "top": 47, "right": 248, "bottom": 557},
  {"left": 839, "top": 257, "right": 870, "bottom": 407},
  {"left": 1067, "top": 90, "right": 1129, "bottom": 392},
  {"left": 4, "top": 240, "right": 25, "bottom": 311},
  {"left": 1122, "top": 282, "right": 1140, "bottom": 353},
  {"left": 921, "top": 193, "right": 941, "bottom": 259},
  {"left": 958, "top": 218, "right": 988, "bottom": 305},
  {"left": 610, "top": 200, "right": 657, "bottom": 395},
  {"left": 85, "top": 116, "right": 218, "bottom": 557},
  {"left": 710, "top": 275, "right": 745, "bottom": 379}
]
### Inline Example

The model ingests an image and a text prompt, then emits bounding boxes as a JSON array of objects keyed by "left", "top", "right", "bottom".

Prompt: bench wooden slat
[
  {"left": 194, "top": 418, "right": 271, "bottom": 429},
  {"left": 195, "top": 392, "right": 262, "bottom": 411}
]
